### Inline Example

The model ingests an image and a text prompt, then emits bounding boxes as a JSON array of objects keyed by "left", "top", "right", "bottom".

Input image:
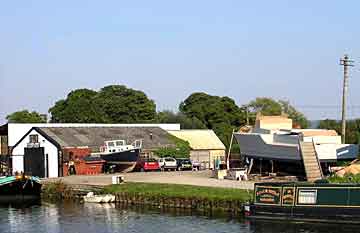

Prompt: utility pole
[
  {"left": 340, "top": 54, "right": 354, "bottom": 143},
  {"left": 246, "top": 106, "right": 249, "bottom": 125}
]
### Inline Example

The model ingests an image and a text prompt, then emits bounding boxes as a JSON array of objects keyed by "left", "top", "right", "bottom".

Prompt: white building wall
[
  {"left": 12, "top": 155, "right": 23, "bottom": 174},
  {"left": 8, "top": 123, "right": 181, "bottom": 147},
  {"left": 12, "top": 129, "right": 59, "bottom": 177}
]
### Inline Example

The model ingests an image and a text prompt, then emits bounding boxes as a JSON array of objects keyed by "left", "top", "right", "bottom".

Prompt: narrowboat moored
[
  {"left": 0, "top": 175, "right": 42, "bottom": 202},
  {"left": 244, "top": 182, "right": 360, "bottom": 224}
]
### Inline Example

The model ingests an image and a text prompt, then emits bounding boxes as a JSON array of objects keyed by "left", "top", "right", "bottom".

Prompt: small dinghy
[{"left": 83, "top": 192, "right": 116, "bottom": 203}]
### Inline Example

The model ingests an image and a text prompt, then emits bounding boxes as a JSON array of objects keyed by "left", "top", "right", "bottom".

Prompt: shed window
[
  {"left": 29, "top": 134, "right": 39, "bottom": 143},
  {"left": 298, "top": 190, "right": 317, "bottom": 204}
]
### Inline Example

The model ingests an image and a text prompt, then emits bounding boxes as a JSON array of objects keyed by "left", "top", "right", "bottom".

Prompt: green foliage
[
  {"left": 319, "top": 119, "right": 341, "bottom": 131},
  {"left": 179, "top": 93, "right": 245, "bottom": 128},
  {"left": 156, "top": 110, "right": 206, "bottom": 129},
  {"left": 179, "top": 92, "right": 246, "bottom": 149},
  {"left": 154, "top": 134, "right": 191, "bottom": 158},
  {"left": 6, "top": 110, "right": 46, "bottom": 123},
  {"left": 93, "top": 85, "right": 156, "bottom": 123},
  {"left": 49, "top": 85, "right": 156, "bottom": 123},
  {"left": 247, "top": 97, "right": 309, "bottom": 128},
  {"left": 318, "top": 119, "right": 360, "bottom": 144},
  {"left": 103, "top": 182, "right": 253, "bottom": 202},
  {"left": 327, "top": 173, "right": 360, "bottom": 184},
  {"left": 248, "top": 97, "right": 282, "bottom": 116},
  {"left": 278, "top": 100, "right": 309, "bottom": 128},
  {"left": 49, "top": 89, "right": 102, "bottom": 123}
]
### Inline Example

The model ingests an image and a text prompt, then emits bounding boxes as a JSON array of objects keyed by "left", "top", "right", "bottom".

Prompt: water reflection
[
  {"left": 0, "top": 201, "right": 359, "bottom": 233},
  {"left": 249, "top": 219, "right": 359, "bottom": 233}
]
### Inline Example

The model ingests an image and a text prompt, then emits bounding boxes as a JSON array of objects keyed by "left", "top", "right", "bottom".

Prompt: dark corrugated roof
[{"left": 36, "top": 127, "right": 176, "bottom": 152}]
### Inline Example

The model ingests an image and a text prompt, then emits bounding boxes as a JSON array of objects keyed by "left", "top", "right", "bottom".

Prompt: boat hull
[
  {"left": 100, "top": 149, "right": 140, "bottom": 173},
  {"left": 245, "top": 204, "right": 360, "bottom": 224},
  {"left": 246, "top": 182, "right": 360, "bottom": 224},
  {"left": 234, "top": 133, "right": 301, "bottom": 162},
  {"left": 0, "top": 176, "right": 42, "bottom": 203}
]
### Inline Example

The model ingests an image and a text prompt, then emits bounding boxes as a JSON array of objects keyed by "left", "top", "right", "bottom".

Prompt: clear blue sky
[{"left": 1, "top": 0, "right": 359, "bottom": 123}]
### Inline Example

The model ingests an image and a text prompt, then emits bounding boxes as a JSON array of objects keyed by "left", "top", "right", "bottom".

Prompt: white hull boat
[{"left": 83, "top": 192, "right": 116, "bottom": 203}]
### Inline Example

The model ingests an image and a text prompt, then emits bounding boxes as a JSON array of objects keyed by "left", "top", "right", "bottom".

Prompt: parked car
[
  {"left": 135, "top": 158, "right": 160, "bottom": 172},
  {"left": 158, "top": 157, "right": 177, "bottom": 171},
  {"left": 176, "top": 158, "right": 192, "bottom": 171}
]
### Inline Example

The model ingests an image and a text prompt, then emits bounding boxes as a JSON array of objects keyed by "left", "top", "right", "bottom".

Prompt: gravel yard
[{"left": 46, "top": 170, "right": 254, "bottom": 190}]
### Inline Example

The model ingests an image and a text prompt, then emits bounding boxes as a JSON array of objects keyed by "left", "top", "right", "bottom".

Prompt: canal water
[{"left": 0, "top": 201, "right": 358, "bottom": 233}]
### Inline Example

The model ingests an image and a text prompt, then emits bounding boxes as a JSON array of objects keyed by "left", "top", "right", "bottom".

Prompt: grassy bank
[
  {"left": 103, "top": 182, "right": 252, "bottom": 202},
  {"left": 42, "top": 181, "right": 104, "bottom": 200},
  {"left": 327, "top": 174, "right": 360, "bottom": 183}
]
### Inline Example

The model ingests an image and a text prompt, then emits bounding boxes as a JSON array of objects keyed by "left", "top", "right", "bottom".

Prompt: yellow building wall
[{"left": 209, "top": 150, "right": 226, "bottom": 169}]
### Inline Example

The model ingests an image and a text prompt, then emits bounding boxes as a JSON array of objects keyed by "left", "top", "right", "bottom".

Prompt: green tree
[
  {"left": 154, "top": 135, "right": 191, "bottom": 158},
  {"left": 93, "top": 85, "right": 156, "bottom": 123},
  {"left": 49, "top": 89, "right": 102, "bottom": 123},
  {"left": 319, "top": 119, "right": 360, "bottom": 144},
  {"left": 49, "top": 85, "right": 156, "bottom": 123},
  {"left": 247, "top": 97, "right": 309, "bottom": 128},
  {"left": 278, "top": 100, "right": 309, "bottom": 128},
  {"left": 156, "top": 110, "right": 206, "bottom": 129},
  {"left": 248, "top": 97, "right": 282, "bottom": 116},
  {"left": 179, "top": 92, "right": 246, "bottom": 148},
  {"left": 6, "top": 110, "right": 46, "bottom": 123},
  {"left": 318, "top": 119, "right": 341, "bottom": 132}
]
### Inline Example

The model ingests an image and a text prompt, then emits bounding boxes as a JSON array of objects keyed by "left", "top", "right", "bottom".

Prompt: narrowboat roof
[{"left": 255, "top": 181, "right": 360, "bottom": 187}]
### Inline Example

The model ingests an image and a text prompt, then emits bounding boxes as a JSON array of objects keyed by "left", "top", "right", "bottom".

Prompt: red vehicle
[{"left": 135, "top": 158, "right": 160, "bottom": 172}]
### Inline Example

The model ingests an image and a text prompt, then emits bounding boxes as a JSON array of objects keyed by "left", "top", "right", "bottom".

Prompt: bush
[
  {"left": 154, "top": 134, "right": 191, "bottom": 158},
  {"left": 327, "top": 173, "right": 360, "bottom": 183}
]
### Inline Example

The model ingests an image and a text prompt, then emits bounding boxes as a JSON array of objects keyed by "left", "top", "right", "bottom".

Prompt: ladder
[{"left": 299, "top": 140, "right": 323, "bottom": 182}]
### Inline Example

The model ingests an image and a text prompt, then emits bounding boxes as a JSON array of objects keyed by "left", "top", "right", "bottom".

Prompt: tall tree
[
  {"left": 156, "top": 110, "right": 206, "bottom": 129},
  {"left": 6, "top": 110, "right": 46, "bottom": 123},
  {"left": 49, "top": 89, "right": 102, "bottom": 123},
  {"left": 49, "top": 85, "right": 156, "bottom": 123},
  {"left": 179, "top": 92, "right": 246, "bottom": 147},
  {"left": 319, "top": 119, "right": 360, "bottom": 144},
  {"left": 93, "top": 85, "right": 156, "bottom": 123},
  {"left": 278, "top": 100, "right": 309, "bottom": 128},
  {"left": 247, "top": 97, "right": 309, "bottom": 128},
  {"left": 248, "top": 97, "right": 282, "bottom": 116}
]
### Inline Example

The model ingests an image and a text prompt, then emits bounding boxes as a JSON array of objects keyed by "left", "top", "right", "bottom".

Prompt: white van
[{"left": 158, "top": 157, "right": 177, "bottom": 171}]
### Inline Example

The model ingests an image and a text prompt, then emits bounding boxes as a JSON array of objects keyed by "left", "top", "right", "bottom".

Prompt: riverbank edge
[{"left": 41, "top": 182, "right": 252, "bottom": 214}]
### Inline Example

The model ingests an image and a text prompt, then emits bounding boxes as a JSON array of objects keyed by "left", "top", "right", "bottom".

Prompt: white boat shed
[
  {"left": 7, "top": 123, "right": 180, "bottom": 178},
  {"left": 12, "top": 127, "right": 61, "bottom": 178}
]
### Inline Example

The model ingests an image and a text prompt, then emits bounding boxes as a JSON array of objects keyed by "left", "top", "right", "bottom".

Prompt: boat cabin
[{"left": 99, "top": 139, "right": 142, "bottom": 154}]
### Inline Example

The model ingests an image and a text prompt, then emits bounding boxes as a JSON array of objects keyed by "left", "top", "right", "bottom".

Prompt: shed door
[
  {"left": 191, "top": 151, "right": 210, "bottom": 169},
  {"left": 24, "top": 147, "right": 45, "bottom": 178}
]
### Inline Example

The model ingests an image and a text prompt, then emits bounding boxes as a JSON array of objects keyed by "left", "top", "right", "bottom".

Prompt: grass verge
[
  {"left": 327, "top": 173, "right": 360, "bottom": 183},
  {"left": 103, "top": 182, "right": 252, "bottom": 202}
]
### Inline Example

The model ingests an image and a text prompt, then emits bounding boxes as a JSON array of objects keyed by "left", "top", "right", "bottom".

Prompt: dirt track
[{"left": 46, "top": 170, "right": 254, "bottom": 190}]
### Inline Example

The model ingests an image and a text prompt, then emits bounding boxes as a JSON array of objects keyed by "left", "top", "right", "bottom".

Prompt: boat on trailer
[
  {"left": 92, "top": 139, "right": 142, "bottom": 173},
  {"left": 244, "top": 182, "right": 360, "bottom": 224},
  {"left": 0, "top": 175, "right": 42, "bottom": 202}
]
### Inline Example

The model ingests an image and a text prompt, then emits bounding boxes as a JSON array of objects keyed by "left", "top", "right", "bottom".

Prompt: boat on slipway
[
  {"left": 91, "top": 139, "right": 142, "bottom": 173},
  {"left": 0, "top": 175, "right": 42, "bottom": 202}
]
